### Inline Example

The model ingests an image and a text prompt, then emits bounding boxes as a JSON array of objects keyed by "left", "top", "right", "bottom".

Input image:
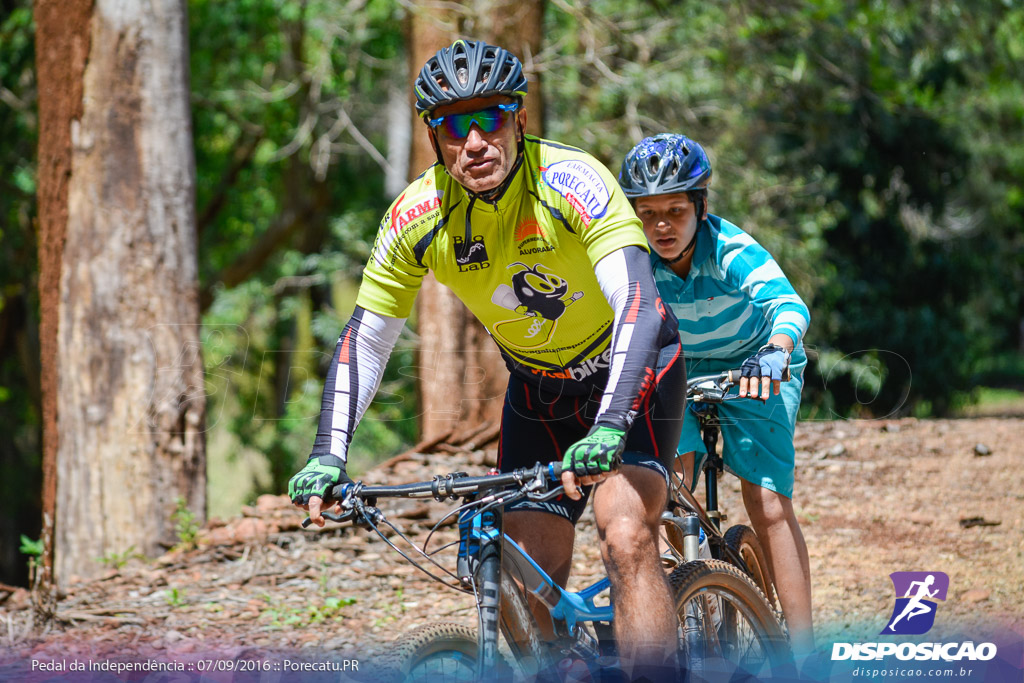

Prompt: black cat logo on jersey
[
  {"left": 490, "top": 263, "right": 583, "bottom": 349},
  {"left": 508, "top": 263, "right": 582, "bottom": 320}
]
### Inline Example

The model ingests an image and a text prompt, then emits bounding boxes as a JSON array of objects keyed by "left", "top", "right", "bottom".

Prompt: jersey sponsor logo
[
  {"left": 372, "top": 191, "right": 442, "bottom": 268},
  {"left": 514, "top": 219, "right": 545, "bottom": 243},
  {"left": 491, "top": 263, "right": 584, "bottom": 349},
  {"left": 528, "top": 347, "right": 612, "bottom": 381},
  {"left": 514, "top": 218, "right": 555, "bottom": 255},
  {"left": 454, "top": 235, "right": 490, "bottom": 272},
  {"left": 542, "top": 160, "right": 611, "bottom": 226},
  {"left": 396, "top": 193, "right": 441, "bottom": 231}
]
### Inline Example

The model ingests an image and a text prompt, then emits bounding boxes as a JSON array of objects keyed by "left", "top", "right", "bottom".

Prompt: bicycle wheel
[
  {"left": 383, "top": 622, "right": 509, "bottom": 682},
  {"left": 670, "top": 559, "right": 789, "bottom": 679},
  {"left": 499, "top": 573, "right": 548, "bottom": 675},
  {"left": 723, "top": 524, "right": 777, "bottom": 609}
]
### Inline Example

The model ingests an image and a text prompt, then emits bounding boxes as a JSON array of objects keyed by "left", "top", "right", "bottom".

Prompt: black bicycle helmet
[
  {"left": 618, "top": 133, "right": 713, "bottom": 198},
  {"left": 414, "top": 39, "right": 528, "bottom": 117}
]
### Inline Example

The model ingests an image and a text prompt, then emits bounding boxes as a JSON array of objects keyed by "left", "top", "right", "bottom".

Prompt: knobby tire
[
  {"left": 383, "top": 622, "right": 508, "bottom": 682},
  {"left": 723, "top": 523, "right": 777, "bottom": 609},
  {"left": 670, "top": 559, "right": 789, "bottom": 680}
]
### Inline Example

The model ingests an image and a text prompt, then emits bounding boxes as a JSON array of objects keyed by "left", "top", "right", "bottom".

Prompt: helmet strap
[{"left": 427, "top": 127, "right": 445, "bottom": 168}]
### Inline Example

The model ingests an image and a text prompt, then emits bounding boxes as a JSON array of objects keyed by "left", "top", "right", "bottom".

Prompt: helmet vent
[
  {"left": 414, "top": 40, "right": 529, "bottom": 115},
  {"left": 618, "top": 133, "right": 712, "bottom": 199}
]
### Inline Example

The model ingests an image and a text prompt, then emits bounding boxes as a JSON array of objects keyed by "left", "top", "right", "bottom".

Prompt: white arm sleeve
[{"left": 309, "top": 307, "right": 405, "bottom": 463}]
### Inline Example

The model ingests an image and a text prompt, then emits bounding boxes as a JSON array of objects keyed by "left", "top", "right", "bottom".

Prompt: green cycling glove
[
  {"left": 288, "top": 454, "right": 350, "bottom": 505},
  {"left": 563, "top": 425, "right": 626, "bottom": 478}
]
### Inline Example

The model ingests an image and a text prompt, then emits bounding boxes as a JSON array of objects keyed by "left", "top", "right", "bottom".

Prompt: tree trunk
[
  {"left": 34, "top": 0, "right": 205, "bottom": 591},
  {"left": 408, "top": 0, "right": 546, "bottom": 441}
]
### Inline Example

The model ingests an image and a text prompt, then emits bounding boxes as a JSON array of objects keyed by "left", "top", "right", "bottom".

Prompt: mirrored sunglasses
[{"left": 427, "top": 102, "right": 520, "bottom": 139}]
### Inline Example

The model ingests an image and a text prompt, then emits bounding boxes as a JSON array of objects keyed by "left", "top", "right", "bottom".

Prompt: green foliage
[
  {"left": 191, "top": 0, "right": 416, "bottom": 502},
  {"left": 97, "top": 545, "right": 145, "bottom": 569},
  {"left": 165, "top": 587, "right": 186, "bottom": 608},
  {"left": 0, "top": 0, "right": 41, "bottom": 587},
  {"left": 19, "top": 534, "right": 42, "bottom": 581},
  {"left": 259, "top": 593, "right": 356, "bottom": 629},
  {"left": 721, "top": 0, "right": 1024, "bottom": 416},
  {"left": 172, "top": 497, "right": 201, "bottom": 550},
  {"left": 19, "top": 534, "right": 42, "bottom": 558},
  {"left": 543, "top": 0, "right": 1023, "bottom": 417}
]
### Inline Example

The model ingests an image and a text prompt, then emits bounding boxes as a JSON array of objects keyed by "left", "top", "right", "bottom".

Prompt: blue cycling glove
[{"left": 741, "top": 343, "right": 790, "bottom": 382}]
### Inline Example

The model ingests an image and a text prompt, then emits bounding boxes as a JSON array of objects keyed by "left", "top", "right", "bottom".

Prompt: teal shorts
[{"left": 678, "top": 350, "right": 805, "bottom": 498}]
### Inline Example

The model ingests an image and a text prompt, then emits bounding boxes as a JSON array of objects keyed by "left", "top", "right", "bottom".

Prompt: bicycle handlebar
[
  {"left": 686, "top": 367, "right": 791, "bottom": 402},
  {"left": 301, "top": 461, "right": 564, "bottom": 529}
]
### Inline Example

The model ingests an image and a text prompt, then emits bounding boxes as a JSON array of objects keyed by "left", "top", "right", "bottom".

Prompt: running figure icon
[{"left": 887, "top": 574, "right": 939, "bottom": 632}]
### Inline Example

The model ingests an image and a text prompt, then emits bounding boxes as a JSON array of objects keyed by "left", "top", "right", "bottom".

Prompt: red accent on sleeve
[
  {"left": 338, "top": 329, "right": 352, "bottom": 363},
  {"left": 624, "top": 282, "right": 642, "bottom": 323}
]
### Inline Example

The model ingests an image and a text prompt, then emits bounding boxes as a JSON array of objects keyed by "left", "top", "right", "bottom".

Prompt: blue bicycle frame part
[
  {"left": 458, "top": 507, "right": 502, "bottom": 581},
  {"left": 501, "top": 535, "right": 612, "bottom": 636}
]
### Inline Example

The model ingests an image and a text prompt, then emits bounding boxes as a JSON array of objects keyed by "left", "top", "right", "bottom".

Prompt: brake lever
[
  {"left": 529, "top": 484, "right": 566, "bottom": 502},
  {"left": 301, "top": 485, "right": 368, "bottom": 529},
  {"left": 302, "top": 509, "right": 351, "bottom": 528}
]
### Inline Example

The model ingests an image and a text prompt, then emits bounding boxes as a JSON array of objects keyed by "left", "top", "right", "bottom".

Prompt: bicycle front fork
[{"left": 458, "top": 505, "right": 503, "bottom": 677}]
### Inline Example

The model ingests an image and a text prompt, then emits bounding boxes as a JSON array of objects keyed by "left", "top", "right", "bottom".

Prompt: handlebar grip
[
  {"left": 330, "top": 482, "right": 352, "bottom": 501},
  {"left": 547, "top": 461, "right": 563, "bottom": 481}
]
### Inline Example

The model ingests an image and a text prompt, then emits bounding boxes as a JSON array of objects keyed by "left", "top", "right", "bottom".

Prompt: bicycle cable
[{"left": 360, "top": 510, "right": 471, "bottom": 593}]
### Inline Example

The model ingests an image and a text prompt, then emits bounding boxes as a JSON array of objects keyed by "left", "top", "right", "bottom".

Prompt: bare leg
[
  {"left": 504, "top": 510, "right": 575, "bottom": 640},
  {"left": 741, "top": 480, "right": 815, "bottom": 655},
  {"left": 592, "top": 465, "right": 677, "bottom": 670}
]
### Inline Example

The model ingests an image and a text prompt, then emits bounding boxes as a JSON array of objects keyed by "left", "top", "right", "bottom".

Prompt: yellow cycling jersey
[{"left": 357, "top": 136, "right": 650, "bottom": 376}]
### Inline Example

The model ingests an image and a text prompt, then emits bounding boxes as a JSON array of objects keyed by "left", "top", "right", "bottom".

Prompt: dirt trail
[{"left": 1, "top": 417, "right": 1021, "bottom": 668}]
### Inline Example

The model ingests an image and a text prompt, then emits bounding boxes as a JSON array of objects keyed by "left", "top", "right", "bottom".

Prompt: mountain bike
[
  {"left": 657, "top": 369, "right": 791, "bottom": 677},
  {"left": 305, "top": 451, "right": 788, "bottom": 680}
]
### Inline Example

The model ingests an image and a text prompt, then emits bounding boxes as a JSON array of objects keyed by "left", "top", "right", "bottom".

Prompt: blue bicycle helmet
[
  {"left": 618, "top": 133, "right": 712, "bottom": 198},
  {"left": 414, "top": 40, "right": 528, "bottom": 117}
]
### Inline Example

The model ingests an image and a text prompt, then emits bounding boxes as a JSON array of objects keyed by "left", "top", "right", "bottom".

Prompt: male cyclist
[
  {"left": 620, "top": 133, "right": 815, "bottom": 655},
  {"left": 289, "top": 41, "right": 685, "bottom": 672}
]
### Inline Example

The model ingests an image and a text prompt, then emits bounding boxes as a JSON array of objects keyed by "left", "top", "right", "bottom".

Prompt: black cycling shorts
[{"left": 497, "top": 339, "right": 686, "bottom": 523}]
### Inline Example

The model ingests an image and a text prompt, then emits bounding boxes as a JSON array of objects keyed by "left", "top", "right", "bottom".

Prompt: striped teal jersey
[{"left": 651, "top": 214, "right": 810, "bottom": 371}]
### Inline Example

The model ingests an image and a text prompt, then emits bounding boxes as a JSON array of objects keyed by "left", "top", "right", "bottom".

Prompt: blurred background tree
[{"left": 1, "top": 0, "right": 1021, "bottom": 586}]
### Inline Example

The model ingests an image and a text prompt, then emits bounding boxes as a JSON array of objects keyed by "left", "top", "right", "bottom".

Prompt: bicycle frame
[
  {"left": 312, "top": 463, "right": 617, "bottom": 677},
  {"left": 501, "top": 535, "right": 613, "bottom": 633},
  {"left": 663, "top": 370, "right": 756, "bottom": 563},
  {"left": 457, "top": 490, "right": 612, "bottom": 676}
]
